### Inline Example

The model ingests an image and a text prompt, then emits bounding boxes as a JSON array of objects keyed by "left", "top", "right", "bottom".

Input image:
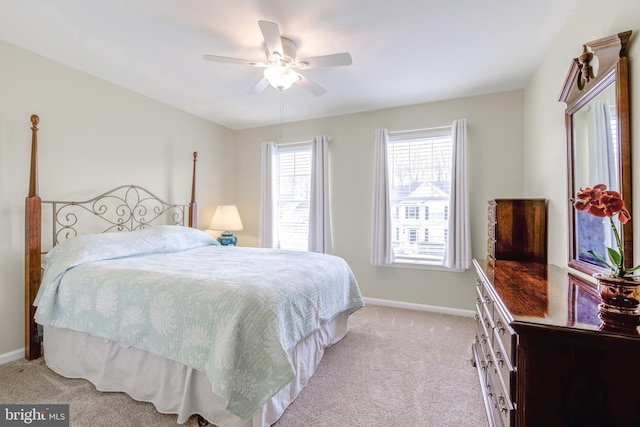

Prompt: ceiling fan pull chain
[{"left": 279, "top": 90, "right": 285, "bottom": 143}]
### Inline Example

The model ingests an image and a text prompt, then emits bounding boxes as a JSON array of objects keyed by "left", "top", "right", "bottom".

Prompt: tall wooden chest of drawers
[{"left": 487, "top": 199, "right": 547, "bottom": 263}]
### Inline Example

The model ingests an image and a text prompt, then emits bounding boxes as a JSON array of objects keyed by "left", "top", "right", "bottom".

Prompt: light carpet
[{"left": 0, "top": 305, "right": 486, "bottom": 426}]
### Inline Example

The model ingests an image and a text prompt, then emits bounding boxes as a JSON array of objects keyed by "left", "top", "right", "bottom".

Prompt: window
[
  {"left": 405, "top": 206, "right": 419, "bottom": 219},
  {"left": 387, "top": 129, "right": 452, "bottom": 264},
  {"left": 276, "top": 144, "right": 312, "bottom": 250}
]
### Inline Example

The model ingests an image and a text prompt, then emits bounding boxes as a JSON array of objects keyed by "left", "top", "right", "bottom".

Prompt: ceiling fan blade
[
  {"left": 258, "top": 20, "right": 284, "bottom": 58},
  {"left": 203, "top": 54, "right": 266, "bottom": 67},
  {"left": 296, "top": 52, "right": 352, "bottom": 69},
  {"left": 247, "top": 77, "right": 270, "bottom": 95},
  {"left": 296, "top": 73, "right": 326, "bottom": 97}
]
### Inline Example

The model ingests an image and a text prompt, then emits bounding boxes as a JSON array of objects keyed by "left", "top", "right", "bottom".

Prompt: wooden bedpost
[
  {"left": 25, "top": 114, "right": 42, "bottom": 360},
  {"left": 189, "top": 151, "right": 198, "bottom": 228}
]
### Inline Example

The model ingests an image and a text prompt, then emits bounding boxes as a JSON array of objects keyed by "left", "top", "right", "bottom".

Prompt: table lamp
[{"left": 209, "top": 205, "right": 243, "bottom": 246}]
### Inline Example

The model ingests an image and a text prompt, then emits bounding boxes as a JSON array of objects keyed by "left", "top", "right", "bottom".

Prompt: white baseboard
[
  {"left": 0, "top": 348, "right": 24, "bottom": 365},
  {"left": 363, "top": 297, "right": 475, "bottom": 318}
]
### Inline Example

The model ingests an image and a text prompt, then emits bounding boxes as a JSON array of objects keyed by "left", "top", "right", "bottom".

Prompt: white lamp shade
[
  {"left": 263, "top": 65, "right": 299, "bottom": 90},
  {"left": 209, "top": 205, "right": 244, "bottom": 231}
]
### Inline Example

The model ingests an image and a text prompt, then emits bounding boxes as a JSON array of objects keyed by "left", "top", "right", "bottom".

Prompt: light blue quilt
[{"left": 34, "top": 226, "right": 364, "bottom": 420}]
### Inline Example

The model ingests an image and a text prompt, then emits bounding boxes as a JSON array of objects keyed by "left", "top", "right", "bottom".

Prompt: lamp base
[{"left": 217, "top": 231, "right": 237, "bottom": 246}]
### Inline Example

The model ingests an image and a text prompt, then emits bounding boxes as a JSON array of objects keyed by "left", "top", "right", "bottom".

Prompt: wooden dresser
[{"left": 472, "top": 259, "right": 640, "bottom": 427}]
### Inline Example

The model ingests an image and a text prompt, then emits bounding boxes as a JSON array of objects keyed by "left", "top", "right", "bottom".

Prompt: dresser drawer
[
  {"left": 487, "top": 238, "right": 496, "bottom": 260},
  {"left": 488, "top": 369, "right": 515, "bottom": 427},
  {"left": 488, "top": 221, "right": 496, "bottom": 239},
  {"left": 482, "top": 299, "right": 496, "bottom": 340},
  {"left": 486, "top": 364, "right": 513, "bottom": 427},
  {"left": 475, "top": 305, "right": 490, "bottom": 359},
  {"left": 473, "top": 343, "right": 499, "bottom": 427},
  {"left": 475, "top": 283, "right": 485, "bottom": 306},
  {"left": 492, "top": 328, "right": 515, "bottom": 396},
  {"left": 487, "top": 202, "right": 497, "bottom": 222},
  {"left": 477, "top": 281, "right": 495, "bottom": 323},
  {"left": 493, "top": 308, "right": 516, "bottom": 367}
]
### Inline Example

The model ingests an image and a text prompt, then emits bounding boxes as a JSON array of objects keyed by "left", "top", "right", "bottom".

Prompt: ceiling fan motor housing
[{"left": 269, "top": 37, "right": 299, "bottom": 66}]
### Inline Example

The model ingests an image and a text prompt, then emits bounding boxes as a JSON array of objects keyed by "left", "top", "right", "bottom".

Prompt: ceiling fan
[{"left": 203, "top": 20, "right": 352, "bottom": 96}]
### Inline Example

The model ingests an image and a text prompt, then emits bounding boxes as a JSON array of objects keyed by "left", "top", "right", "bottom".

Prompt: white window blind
[
  {"left": 387, "top": 129, "right": 452, "bottom": 263},
  {"left": 276, "top": 145, "right": 312, "bottom": 250}
]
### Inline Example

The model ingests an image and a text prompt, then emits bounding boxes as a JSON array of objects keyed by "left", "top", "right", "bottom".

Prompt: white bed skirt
[{"left": 43, "top": 311, "right": 349, "bottom": 427}]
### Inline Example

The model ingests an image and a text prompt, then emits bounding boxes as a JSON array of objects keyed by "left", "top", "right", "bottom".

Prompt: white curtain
[
  {"left": 588, "top": 100, "right": 616, "bottom": 188},
  {"left": 259, "top": 141, "right": 277, "bottom": 248},
  {"left": 308, "top": 135, "right": 331, "bottom": 253},
  {"left": 588, "top": 100, "right": 616, "bottom": 249},
  {"left": 371, "top": 128, "right": 395, "bottom": 265},
  {"left": 443, "top": 119, "right": 471, "bottom": 270}
]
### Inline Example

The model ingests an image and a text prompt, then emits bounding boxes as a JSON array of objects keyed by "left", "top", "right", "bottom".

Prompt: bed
[{"left": 23, "top": 115, "right": 364, "bottom": 426}]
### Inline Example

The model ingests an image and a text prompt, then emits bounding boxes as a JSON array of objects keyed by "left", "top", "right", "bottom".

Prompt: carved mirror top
[{"left": 559, "top": 31, "right": 631, "bottom": 107}]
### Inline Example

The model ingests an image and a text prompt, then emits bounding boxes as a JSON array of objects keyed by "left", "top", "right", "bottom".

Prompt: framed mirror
[{"left": 559, "top": 31, "right": 632, "bottom": 277}]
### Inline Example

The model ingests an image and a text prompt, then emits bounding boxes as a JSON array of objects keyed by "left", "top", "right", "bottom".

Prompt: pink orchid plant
[{"left": 574, "top": 184, "right": 638, "bottom": 278}]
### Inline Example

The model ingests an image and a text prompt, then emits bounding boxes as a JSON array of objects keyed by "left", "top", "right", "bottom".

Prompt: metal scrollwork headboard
[
  {"left": 44, "top": 184, "right": 190, "bottom": 247},
  {"left": 24, "top": 115, "right": 198, "bottom": 360}
]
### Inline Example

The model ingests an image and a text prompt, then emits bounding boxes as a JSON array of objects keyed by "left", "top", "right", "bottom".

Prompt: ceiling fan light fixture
[{"left": 263, "top": 64, "right": 299, "bottom": 90}]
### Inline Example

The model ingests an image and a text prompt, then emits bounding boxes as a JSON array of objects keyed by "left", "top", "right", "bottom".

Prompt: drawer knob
[
  {"left": 498, "top": 396, "right": 508, "bottom": 413},
  {"left": 486, "top": 355, "right": 493, "bottom": 367}
]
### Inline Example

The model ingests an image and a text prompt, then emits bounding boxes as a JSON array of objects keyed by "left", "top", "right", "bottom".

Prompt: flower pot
[{"left": 594, "top": 273, "right": 640, "bottom": 332}]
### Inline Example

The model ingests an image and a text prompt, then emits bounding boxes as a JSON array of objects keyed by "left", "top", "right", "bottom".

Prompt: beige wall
[
  {"left": 0, "top": 39, "right": 235, "bottom": 355},
  {"left": 234, "top": 90, "right": 524, "bottom": 312},
  {"left": 523, "top": 0, "right": 640, "bottom": 279}
]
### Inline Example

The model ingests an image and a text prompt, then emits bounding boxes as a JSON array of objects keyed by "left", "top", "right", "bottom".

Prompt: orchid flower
[{"left": 574, "top": 184, "right": 637, "bottom": 278}]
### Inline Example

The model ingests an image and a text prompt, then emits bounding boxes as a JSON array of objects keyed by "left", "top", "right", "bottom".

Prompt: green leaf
[
  {"left": 607, "top": 247, "right": 622, "bottom": 267},
  {"left": 588, "top": 250, "right": 613, "bottom": 270}
]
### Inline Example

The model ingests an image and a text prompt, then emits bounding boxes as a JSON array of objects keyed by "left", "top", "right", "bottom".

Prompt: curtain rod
[
  {"left": 388, "top": 125, "right": 452, "bottom": 135},
  {"left": 276, "top": 136, "right": 332, "bottom": 147},
  {"left": 275, "top": 140, "right": 311, "bottom": 147}
]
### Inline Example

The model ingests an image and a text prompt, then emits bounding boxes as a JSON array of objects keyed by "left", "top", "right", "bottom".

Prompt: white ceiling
[{"left": 0, "top": 0, "right": 578, "bottom": 130}]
